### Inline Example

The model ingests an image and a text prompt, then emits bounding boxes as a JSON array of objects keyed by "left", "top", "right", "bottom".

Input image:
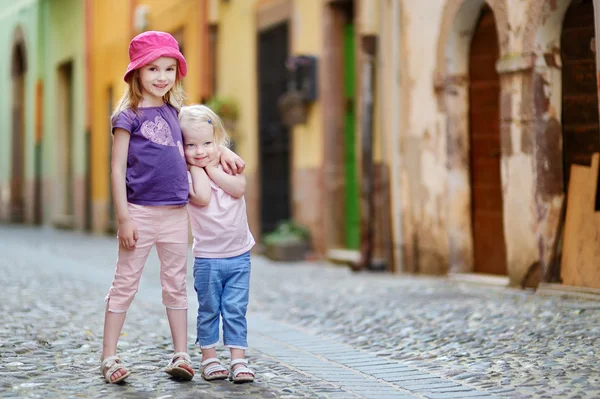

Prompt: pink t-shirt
[{"left": 187, "top": 171, "right": 255, "bottom": 258}]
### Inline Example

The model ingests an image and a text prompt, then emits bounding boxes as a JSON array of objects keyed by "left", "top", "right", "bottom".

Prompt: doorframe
[
  {"left": 434, "top": 0, "right": 510, "bottom": 274},
  {"left": 257, "top": 0, "right": 292, "bottom": 32}
]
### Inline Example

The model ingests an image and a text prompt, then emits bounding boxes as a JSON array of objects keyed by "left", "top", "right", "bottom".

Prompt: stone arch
[
  {"left": 434, "top": 0, "right": 509, "bottom": 274},
  {"left": 435, "top": 0, "right": 509, "bottom": 83},
  {"left": 521, "top": 0, "right": 598, "bottom": 55},
  {"left": 10, "top": 26, "right": 28, "bottom": 223}
]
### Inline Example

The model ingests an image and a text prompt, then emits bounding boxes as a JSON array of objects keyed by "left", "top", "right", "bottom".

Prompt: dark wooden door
[
  {"left": 258, "top": 23, "right": 291, "bottom": 234},
  {"left": 11, "top": 44, "right": 26, "bottom": 223},
  {"left": 469, "top": 6, "right": 507, "bottom": 275},
  {"left": 561, "top": 0, "right": 600, "bottom": 188}
]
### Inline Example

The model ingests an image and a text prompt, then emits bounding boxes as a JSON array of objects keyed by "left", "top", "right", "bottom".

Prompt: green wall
[
  {"left": 0, "top": 0, "right": 85, "bottom": 224},
  {"left": 41, "top": 0, "right": 85, "bottom": 180},
  {"left": 0, "top": 0, "right": 40, "bottom": 201}
]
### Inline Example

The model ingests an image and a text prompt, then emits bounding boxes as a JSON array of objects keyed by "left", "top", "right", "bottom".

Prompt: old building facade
[{"left": 377, "top": 0, "right": 600, "bottom": 288}]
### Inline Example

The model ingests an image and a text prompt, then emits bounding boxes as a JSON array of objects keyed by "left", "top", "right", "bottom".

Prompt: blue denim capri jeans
[{"left": 193, "top": 251, "right": 251, "bottom": 349}]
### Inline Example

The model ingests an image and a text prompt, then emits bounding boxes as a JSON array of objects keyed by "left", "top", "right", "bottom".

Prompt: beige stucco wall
[{"left": 379, "top": 0, "right": 558, "bottom": 285}]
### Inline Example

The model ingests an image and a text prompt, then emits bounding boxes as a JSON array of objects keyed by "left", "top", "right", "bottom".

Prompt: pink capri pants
[{"left": 105, "top": 203, "right": 189, "bottom": 313}]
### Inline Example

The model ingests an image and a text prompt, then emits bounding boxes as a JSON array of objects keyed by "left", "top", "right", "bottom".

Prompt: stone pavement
[{"left": 0, "top": 225, "right": 599, "bottom": 399}]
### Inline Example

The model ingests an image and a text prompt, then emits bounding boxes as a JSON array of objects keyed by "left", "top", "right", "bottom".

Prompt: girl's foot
[
  {"left": 101, "top": 356, "right": 131, "bottom": 384},
  {"left": 230, "top": 358, "right": 255, "bottom": 383},
  {"left": 200, "top": 358, "right": 229, "bottom": 381},
  {"left": 165, "top": 352, "right": 194, "bottom": 381}
]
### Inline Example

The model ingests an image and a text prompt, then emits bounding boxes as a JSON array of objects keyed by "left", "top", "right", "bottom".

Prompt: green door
[{"left": 344, "top": 24, "right": 360, "bottom": 249}]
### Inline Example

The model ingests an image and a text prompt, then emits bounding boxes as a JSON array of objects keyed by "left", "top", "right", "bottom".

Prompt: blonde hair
[
  {"left": 179, "top": 104, "right": 231, "bottom": 148},
  {"left": 111, "top": 67, "right": 186, "bottom": 123}
]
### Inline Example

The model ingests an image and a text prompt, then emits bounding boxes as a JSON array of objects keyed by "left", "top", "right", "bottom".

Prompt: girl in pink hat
[{"left": 100, "top": 30, "right": 245, "bottom": 384}]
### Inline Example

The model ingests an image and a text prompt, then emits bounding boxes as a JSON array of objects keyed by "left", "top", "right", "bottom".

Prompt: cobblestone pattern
[
  {"left": 250, "top": 260, "right": 600, "bottom": 398},
  {"left": 0, "top": 227, "right": 339, "bottom": 399},
  {"left": 1, "top": 226, "right": 599, "bottom": 399}
]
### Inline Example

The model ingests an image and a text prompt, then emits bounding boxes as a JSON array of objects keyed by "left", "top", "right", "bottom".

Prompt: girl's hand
[
  {"left": 220, "top": 147, "right": 246, "bottom": 175},
  {"left": 118, "top": 219, "right": 139, "bottom": 249},
  {"left": 206, "top": 152, "right": 221, "bottom": 168}
]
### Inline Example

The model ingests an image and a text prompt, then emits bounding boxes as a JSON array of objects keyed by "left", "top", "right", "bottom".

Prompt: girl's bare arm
[
  {"left": 112, "top": 128, "right": 138, "bottom": 249},
  {"left": 188, "top": 166, "right": 212, "bottom": 206},
  {"left": 205, "top": 165, "right": 246, "bottom": 198}
]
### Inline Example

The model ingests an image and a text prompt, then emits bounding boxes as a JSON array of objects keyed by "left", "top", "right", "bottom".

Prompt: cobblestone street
[{"left": 1, "top": 226, "right": 599, "bottom": 399}]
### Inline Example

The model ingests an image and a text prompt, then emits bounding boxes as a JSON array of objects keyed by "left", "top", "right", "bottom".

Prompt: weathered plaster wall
[
  {"left": 398, "top": 0, "right": 449, "bottom": 274},
  {"left": 385, "top": 0, "right": 559, "bottom": 284},
  {"left": 388, "top": 0, "right": 596, "bottom": 286}
]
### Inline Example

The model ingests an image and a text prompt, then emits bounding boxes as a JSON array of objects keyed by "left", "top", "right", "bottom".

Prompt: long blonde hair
[
  {"left": 179, "top": 104, "right": 231, "bottom": 148},
  {"left": 111, "top": 68, "right": 186, "bottom": 123}
]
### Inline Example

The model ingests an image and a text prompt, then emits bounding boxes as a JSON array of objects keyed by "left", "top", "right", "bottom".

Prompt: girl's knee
[
  {"left": 105, "top": 288, "right": 137, "bottom": 312},
  {"left": 162, "top": 289, "right": 188, "bottom": 309}
]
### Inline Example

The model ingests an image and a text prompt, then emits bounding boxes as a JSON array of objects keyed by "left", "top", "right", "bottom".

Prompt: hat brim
[{"left": 123, "top": 47, "right": 187, "bottom": 82}]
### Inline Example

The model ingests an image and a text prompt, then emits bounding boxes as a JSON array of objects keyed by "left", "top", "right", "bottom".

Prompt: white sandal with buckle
[
  {"left": 230, "top": 358, "right": 255, "bottom": 383},
  {"left": 200, "top": 357, "right": 229, "bottom": 381},
  {"left": 165, "top": 352, "right": 194, "bottom": 381},
  {"left": 101, "top": 355, "right": 130, "bottom": 384}
]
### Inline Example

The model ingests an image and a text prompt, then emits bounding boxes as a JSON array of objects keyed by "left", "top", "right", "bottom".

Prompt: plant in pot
[
  {"left": 263, "top": 220, "right": 311, "bottom": 262},
  {"left": 205, "top": 96, "right": 240, "bottom": 150}
]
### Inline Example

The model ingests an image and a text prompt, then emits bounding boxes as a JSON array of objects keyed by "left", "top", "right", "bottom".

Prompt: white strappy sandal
[
  {"left": 230, "top": 358, "right": 255, "bottom": 383},
  {"left": 165, "top": 352, "right": 194, "bottom": 381},
  {"left": 101, "top": 355, "right": 130, "bottom": 384},
  {"left": 200, "top": 357, "right": 229, "bottom": 381}
]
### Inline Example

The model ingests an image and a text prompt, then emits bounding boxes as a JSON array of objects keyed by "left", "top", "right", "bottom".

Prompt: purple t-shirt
[{"left": 112, "top": 104, "right": 189, "bottom": 206}]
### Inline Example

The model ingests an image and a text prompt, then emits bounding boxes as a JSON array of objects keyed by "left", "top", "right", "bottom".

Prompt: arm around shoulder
[{"left": 205, "top": 166, "right": 246, "bottom": 198}]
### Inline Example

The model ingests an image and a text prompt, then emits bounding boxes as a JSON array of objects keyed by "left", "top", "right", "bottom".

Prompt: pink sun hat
[{"left": 123, "top": 30, "right": 188, "bottom": 82}]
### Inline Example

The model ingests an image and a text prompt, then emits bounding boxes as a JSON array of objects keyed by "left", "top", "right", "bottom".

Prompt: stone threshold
[
  {"left": 447, "top": 272, "right": 510, "bottom": 287},
  {"left": 536, "top": 283, "right": 600, "bottom": 301}
]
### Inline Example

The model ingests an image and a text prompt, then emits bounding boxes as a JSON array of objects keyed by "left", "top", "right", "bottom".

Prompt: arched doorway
[
  {"left": 561, "top": 0, "right": 600, "bottom": 187},
  {"left": 11, "top": 41, "right": 26, "bottom": 223},
  {"left": 468, "top": 5, "right": 507, "bottom": 275}
]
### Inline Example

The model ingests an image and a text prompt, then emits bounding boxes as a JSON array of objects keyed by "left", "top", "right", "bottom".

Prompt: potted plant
[
  {"left": 205, "top": 96, "right": 240, "bottom": 149},
  {"left": 263, "top": 220, "right": 311, "bottom": 262}
]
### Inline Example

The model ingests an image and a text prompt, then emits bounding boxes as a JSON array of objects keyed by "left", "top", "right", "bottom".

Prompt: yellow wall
[
  {"left": 90, "top": 0, "right": 131, "bottom": 220},
  {"left": 90, "top": 0, "right": 209, "bottom": 232},
  {"left": 290, "top": 0, "right": 322, "bottom": 169},
  {"left": 215, "top": 0, "right": 325, "bottom": 172},
  {"left": 216, "top": 0, "right": 258, "bottom": 174}
]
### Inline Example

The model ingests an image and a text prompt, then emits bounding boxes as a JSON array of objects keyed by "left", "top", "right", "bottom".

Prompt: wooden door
[
  {"left": 468, "top": 6, "right": 507, "bottom": 275},
  {"left": 561, "top": 0, "right": 599, "bottom": 188},
  {"left": 10, "top": 43, "right": 26, "bottom": 223},
  {"left": 258, "top": 23, "right": 291, "bottom": 234},
  {"left": 57, "top": 61, "right": 74, "bottom": 224}
]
